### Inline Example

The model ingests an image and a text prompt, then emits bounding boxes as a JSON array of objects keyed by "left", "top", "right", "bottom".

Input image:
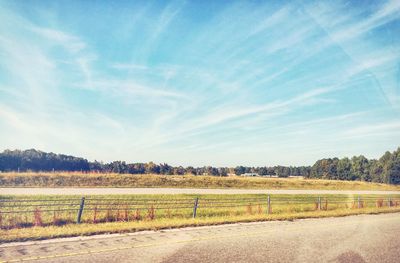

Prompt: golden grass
[
  {"left": 1, "top": 172, "right": 400, "bottom": 190},
  {"left": 1, "top": 207, "right": 399, "bottom": 243}
]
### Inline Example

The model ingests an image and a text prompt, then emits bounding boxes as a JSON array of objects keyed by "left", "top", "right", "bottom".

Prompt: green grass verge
[
  {"left": 1, "top": 194, "right": 399, "bottom": 243},
  {"left": 1, "top": 207, "right": 399, "bottom": 243},
  {"left": 1, "top": 172, "right": 400, "bottom": 190}
]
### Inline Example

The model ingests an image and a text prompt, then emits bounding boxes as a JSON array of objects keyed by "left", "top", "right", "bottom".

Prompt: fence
[{"left": 0, "top": 195, "right": 399, "bottom": 229}]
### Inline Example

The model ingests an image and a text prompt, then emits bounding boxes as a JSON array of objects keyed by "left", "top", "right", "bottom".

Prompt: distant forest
[{"left": 0, "top": 148, "right": 399, "bottom": 184}]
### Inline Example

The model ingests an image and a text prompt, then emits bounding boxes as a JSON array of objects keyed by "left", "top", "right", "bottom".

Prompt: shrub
[
  {"left": 116, "top": 209, "right": 121, "bottom": 221},
  {"left": 105, "top": 207, "right": 113, "bottom": 222},
  {"left": 93, "top": 206, "right": 98, "bottom": 223},
  {"left": 123, "top": 206, "right": 129, "bottom": 222},
  {"left": 132, "top": 209, "right": 141, "bottom": 221},
  {"left": 52, "top": 211, "right": 65, "bottom": 226},
  {"left": 147, "top": 205, "right": 155, "bottom": 220},
  {"left": 324, "top": 199, "right": 328, "bottom": 210},
  {"left": 33, "top": 208, "right": 43, "bottom": 227},
  {"left": 166, "top": 208, "right": 172, "bottom": 218},
  {"left": 246, "top": 203, "right": 253, "bottom": 215}
]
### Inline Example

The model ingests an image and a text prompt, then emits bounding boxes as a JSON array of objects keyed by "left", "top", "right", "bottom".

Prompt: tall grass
[
  {"left": 1, "top": 206, "right": 400, "bottom": 243},
  {"left": 1, "top": 172, "right": 400, "bottom": 190},
  {"left": 1, "top": 194, "right": 399, "bottom": 231}
]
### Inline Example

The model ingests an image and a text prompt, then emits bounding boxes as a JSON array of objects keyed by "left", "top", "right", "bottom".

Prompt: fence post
[
  {"left": 318, "top": 196, "right": 321, "bottom": 210},
  {"left": 267, "top": 195, "right": 271, "bottom": 214},
  {"left": 77, "top": 197, "right": 85, "bottom": 224},
  {"left": 193, "top": 197, "right": 199, "bottom": 218},
  {"left": 388, "top": 197, "right": 391, "bottom": 207},
  {"left": 357, "top": 196, "right": 361, "bottom": 209}
]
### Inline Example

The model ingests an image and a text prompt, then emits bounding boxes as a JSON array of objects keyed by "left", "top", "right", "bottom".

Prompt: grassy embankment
[
  {"left": 0, "top": 194, "right": 399, "bottom": 243},
  {"left": 1, "top": 172, "right": 400, "bottom": 190}
]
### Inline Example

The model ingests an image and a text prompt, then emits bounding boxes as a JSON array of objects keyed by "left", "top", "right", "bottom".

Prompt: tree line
[
  {"left": 0, "top": 147, "right": 399, "bottom": 184},
  {"left": 307, "top": 148, "right": 400, "bottom": 185}
]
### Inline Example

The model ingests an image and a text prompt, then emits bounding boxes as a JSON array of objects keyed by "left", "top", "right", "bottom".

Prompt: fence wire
[{"left": 0, "top": 195, "right": 399, "bottom": 229}]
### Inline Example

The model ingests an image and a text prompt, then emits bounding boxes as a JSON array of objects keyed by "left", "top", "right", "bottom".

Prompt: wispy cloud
[
  {"left": 73, "top": 79, "right": 186, "bottom": 101},
  {"left": 0, "top": 1, "right": 398, "bottom": 166},
  {"left": 112, "top": 63, "right": 149, "bottom": 71},
  {"left": 341, "top": 121, "right": 400, "bottom": 139},
  {"left": 151, "top": 0, "right": 186, "bottom": 39},
  {"left": 30, "top": 26, "right": 86, "bottom": 53}
]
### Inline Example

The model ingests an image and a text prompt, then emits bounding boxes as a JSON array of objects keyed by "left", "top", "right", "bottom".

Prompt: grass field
[
  {"left": 1, "top": 172, "right": 400, "bottom": 190},
  {"left": 1, "top": 194, "right": 399, "bottom": 243}
]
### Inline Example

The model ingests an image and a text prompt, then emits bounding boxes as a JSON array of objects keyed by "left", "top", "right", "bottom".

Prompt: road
[
  {"left": 1, "top": 187, "right": 400, "bottom": 195},
  {"left": 0, "top": 213, "right": 399, "bottom": 263}
]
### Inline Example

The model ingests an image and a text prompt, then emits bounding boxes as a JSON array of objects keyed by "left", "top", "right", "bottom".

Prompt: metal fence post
[
  {"left": 77, "top": 197, "right": 85, "bottom": 224},
  {"left": 357, "top": 196, "right": 361, "bottom": 209},
  {"left": 318, "top": 197, "right": 321, "bottom": 210},
  {"left": 193, "top": 197, "right": 199, "bottom": 218},
  {"left": 267, "top": 195, "right": 271, "bottom": 214}
]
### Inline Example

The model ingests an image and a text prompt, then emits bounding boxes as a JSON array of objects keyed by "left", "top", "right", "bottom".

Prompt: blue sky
[{"left": 0, "top": 0, "right": 399, "bottom": 166}]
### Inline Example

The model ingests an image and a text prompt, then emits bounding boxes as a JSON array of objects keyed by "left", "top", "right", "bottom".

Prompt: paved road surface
[
  {"left": 1, "top": 213, "right": 399, "bottom": 262},
  {"left": 1, "top": 187, "right": 400, "bottom": 195}
]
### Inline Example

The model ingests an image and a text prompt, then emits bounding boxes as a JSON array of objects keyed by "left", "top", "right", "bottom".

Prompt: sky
[{"left": 0, "top": 0, "right": 399, "bottom": 167}]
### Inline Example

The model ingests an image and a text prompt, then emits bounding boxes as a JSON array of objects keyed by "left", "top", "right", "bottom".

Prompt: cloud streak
[{"left": 0, "top": 1, "right": 399, "bottom": 166}]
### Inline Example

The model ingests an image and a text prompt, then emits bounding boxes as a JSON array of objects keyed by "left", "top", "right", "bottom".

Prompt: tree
[
  {"left": 218, "top": 167, "right": 228, "bottom": 176},
  {"left": 0, "top": 149, "right": 90, "bottom": 172},
  {"left": 369, "top": 159, "right": 383, "bottom": 183},
  {"left": 145, "top": 162, "right": 160, "bottom": 174},
  {"left": 185, "top": 166, "right": 196, "bottom": 175},
  {"left": 351, "top": 155, "right": 370, "bottom": 181},
  {"left": 173, "top": 166, "right": 186, "bottom": 175},
  {"left": 386, "top": 148, "right": 400, "bottom": 184},
  {"left": 234, "top": 166, "right": 246, "bottom": 175},
  {"left": 337, "top": 158, "right": 352, "bottom": 180},
  {"left": 159, "top": 163, "right": 173, "bottom": 175},
  {"left": 1, "top": 147, "right": 400, "bottom": 185},
  {"left": 258, "top": 167, "right": 268, "bottom": 176},
  {"left": 274, "top": 166, "right": 290, "bottom": 177},
  {"left": 205, "top": 166, "right": 219, "bottom": 176}
]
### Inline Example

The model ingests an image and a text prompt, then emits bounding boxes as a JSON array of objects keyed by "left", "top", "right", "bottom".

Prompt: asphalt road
[
  {"left": 1, "top": 213, "right": 399, "bottom": 263},
  {"left": 1, "top": 187, "right": 400, "bottom": 195}
]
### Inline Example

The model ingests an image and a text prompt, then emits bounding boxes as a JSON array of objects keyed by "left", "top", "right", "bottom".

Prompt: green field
[
  {"left": 1, "top": 194, "right": 399, "bottom": 243},
  {"left": 1, "top": 172, "right": 400, "bottom": 190}
]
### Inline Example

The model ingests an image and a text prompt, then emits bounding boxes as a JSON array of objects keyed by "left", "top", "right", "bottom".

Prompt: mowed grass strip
[
  {"left": 0, "top": 194, "right": 399, "bottom": 243},
  {"left": 1, "top": 172, "right": 400, "bottom": 190}
]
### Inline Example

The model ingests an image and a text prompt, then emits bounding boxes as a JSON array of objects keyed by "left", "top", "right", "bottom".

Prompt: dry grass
[
  {"left": 1, "top": 172, "right": 400, "bottom": 190},
  {"left": 33, "top": 208, "right": 43, "bottom": 227},
  {"left": 0, "top": 194, "right": 399, "bottom": 243},
  {"left": 1, "top": 207, "right": 399, "bottom": 243}
]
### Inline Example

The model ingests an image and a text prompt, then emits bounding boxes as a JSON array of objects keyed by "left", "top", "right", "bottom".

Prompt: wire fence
[{"left": 0, "top": 195, "right": 399, "bottom": 229}]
